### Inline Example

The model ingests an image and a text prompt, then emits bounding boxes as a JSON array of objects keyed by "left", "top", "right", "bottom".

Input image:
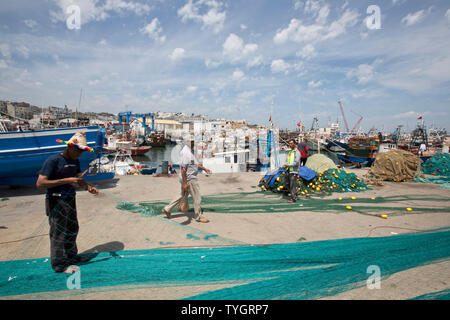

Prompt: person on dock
[
  {"left": 283, "top": 139, "right": 301, "bottom": 203},
  {"left": 36, "top": 132, "right": 98, "bottom": 273},
  {"left": 298, "top": 138, "right": 308, "bottom": 166},
  {"left": 162, "top": 135, "right": 212, "bottom": 223}
]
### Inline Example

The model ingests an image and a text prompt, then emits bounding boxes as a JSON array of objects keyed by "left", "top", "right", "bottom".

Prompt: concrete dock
[{"left": 0, "top": 169, "right": 449, "bottom": 300}]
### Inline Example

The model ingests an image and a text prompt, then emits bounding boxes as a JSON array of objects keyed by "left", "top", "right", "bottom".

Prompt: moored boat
[{"left": 0, "top": 126, "right": 114, "bottom": 185}]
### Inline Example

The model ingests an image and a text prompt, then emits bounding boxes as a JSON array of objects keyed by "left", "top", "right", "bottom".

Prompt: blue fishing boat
[{"left": 0, "top": 126, "right": 114, "bottom": 186}]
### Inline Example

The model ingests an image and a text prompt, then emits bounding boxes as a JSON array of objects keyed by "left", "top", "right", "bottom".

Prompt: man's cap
[{"left": 56, "top": 132, "right": 93, "bottom": 152}]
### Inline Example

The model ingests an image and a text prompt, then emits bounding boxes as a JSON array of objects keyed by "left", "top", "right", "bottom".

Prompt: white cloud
[
  {"left": 169, "top": 48, "right": 185, "bottom": 62},
  {"left": 347, "top": 64, "right": 374, "bottom": 84},
  {"left": 49, "top": 0, "right": 151, "bottom": 25},
  {"left": 232, "top": 69, "right": 246, "bottom": 81},
  {"left": 0, "top": 44, "right": 11, "bottom": 59},
  {"left": 308, "top": 80, "right": 322, "bottom": 88},
  {"left": 401, "top": 10, "right": 426, "bottom": 26},
  {"left": 24, "top": 20, "right": 38, "bottom": 30},
  {"left": 392, "top": 111, "right": 422, "bottom": 119},
  {"left": 177, "top": 0, "right": 226, "bottom": 34},
  {"left": 323, "top": 8, "right": 359, "bottom": 40},
  {"left": 88, "top": 79, "right": 100, "bottom": 86},
  {"left": 274, "top": 19, "right": 323, "bottom": 44},
  {"left": 222, "top": 33, "right": 258, "bottom": 64},
  {"left": 271, "top": 59, "right": 290, "bottom": 74},
  {"left": 140, "top": 18, "right": 166, "bottom": 43},
  {"left": 304, "top": 0, "right": 321, "bottom": 15},
  {"left": 274, "top": 9, "right": 359, "bottom": 45},
  {"left": 445, "top": 9, "right": 450, "bottom": 22},
  {"left": 186, "top": 85, "right": 198, "bottom": 93},
  {"left": 296, "top": 44, "right": 316, "bottom": 60},
  {"left": 316, "top": 5, "right": 330, "bottom": 25},
  {"left": 293, "top": 0, "right": 303, "bottom": 11},
  {"left": 247, "top": 55, "right": 263, "bottom": 68},
  {"left": 205, "top": 58, "right": 222, "bottom": 69},
  {"left": 16, "top": 45, "right": 30, "bottom": 59}
]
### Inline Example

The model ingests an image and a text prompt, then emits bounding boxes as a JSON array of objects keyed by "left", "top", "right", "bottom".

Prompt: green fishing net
[
  {"left": 259, "top": 168, "right": 370, "bottom": 197},
  {"left": 421, "top": 153, "right": 450, "bottom": 176}
]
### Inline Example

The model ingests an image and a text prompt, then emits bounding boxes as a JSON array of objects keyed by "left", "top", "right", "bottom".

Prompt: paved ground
[{"left": 0, "top": 169, "right": 449, "bottom": 299}]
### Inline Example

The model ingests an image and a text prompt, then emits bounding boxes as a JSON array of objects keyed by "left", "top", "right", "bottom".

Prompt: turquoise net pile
[
  {"left": 421, "top": 153, "right": 450, "bottom": 176},
  {"left": 415, "top": 153, "right": 450, "bottom": 189}
]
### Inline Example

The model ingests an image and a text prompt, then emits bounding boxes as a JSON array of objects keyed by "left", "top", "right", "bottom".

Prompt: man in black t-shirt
[{"left": 37, "top": 132, "right": 98, "bottom": 273}]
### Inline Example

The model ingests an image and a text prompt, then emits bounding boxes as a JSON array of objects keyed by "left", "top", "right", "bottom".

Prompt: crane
[
  {"left": 350, "top": 111, "right": 363, "bottom": 134},
  {"left": 338, "top": 101, "right": 350, "bottom": 133}
]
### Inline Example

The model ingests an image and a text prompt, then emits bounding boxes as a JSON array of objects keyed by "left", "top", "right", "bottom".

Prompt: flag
[
  {"left": 418, "top": 116, "right": 422, "bottom": 120},
  {"left": 269, "top": 114, "right": 272, "bottom": 122},
  {"left": 297, "top": 121, "right": 301, "bottom": 127}
]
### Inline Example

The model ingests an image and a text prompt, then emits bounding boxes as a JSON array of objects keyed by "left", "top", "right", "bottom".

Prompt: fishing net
[
  {"left": 2, "top": 227, "right": 450, "bottom": 299},
  {"left": 421, "top": 153, "right": 450, "bottom": 176},
  {"left": 414, "top": 176, "right": 450, "bottom": 189},
  {"left": 259, "top": 168, "right": 370, "bottom": 197},
  {"left": 304, "top": 154, "right": 337, "bottom": 173},
  {"left": 116, "top": 191, "right": 450, "bottom": 218},
  {"left": 363, "top": 149, "right": 423, "bottom": 186}
]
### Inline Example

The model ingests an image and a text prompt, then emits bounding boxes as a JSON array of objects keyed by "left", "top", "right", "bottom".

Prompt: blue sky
[{"left": 0, "top": 0, "right": 449, "bottom": 131}]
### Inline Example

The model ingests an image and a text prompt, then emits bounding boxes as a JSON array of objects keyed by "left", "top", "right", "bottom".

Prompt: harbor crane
[
  {"left": 350, "top": 111, "right": 363, "bottom": 134},
  {"left": 118, "top": 111, "right": 155, "bottom": 135},
  {"left": 338, "top": 101, "right": 350, "bottom": 133}
]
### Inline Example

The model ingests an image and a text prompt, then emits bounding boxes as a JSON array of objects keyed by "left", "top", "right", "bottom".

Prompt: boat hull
[
  {"left": 131, "top": 146, "right": 151, "bottom": 155},
  {"left": 0, "top": 126, "right": 113, "bottom": 186},
  {"left": 337, "top": 153, "right": 375, "bottom": 166}
]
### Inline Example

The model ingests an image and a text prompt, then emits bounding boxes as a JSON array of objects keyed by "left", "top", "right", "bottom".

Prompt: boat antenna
[{"left": 77, "top": 88, "right": 83, "bottom": 123}]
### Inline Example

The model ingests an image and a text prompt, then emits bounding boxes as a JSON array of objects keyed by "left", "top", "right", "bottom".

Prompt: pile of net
[
  {"left": 259, "top": 167, "right": 369, "bottom": 198},
  {"left": 363, "top": 149, "right": 423, "bottom": 186},
  {"left": 415, "top": 153, "right": 450, "bottom": 189},
  {"left": 421, "top": 153, "right": 450, "bottom": 176},
  {"left": 304, "top": 154, "right": 337, "bottom": 173}
]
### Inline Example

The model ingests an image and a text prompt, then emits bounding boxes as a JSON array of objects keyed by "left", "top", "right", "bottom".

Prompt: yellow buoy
[
  {"left": 351, "top": 197, "right": 356, "bottom": 200},
  {"left": 338, "top": 197, "right": 343, "bottom": 200},
  {"left": 381, "top": 214, "right": 388, "bottom": 219},
  {"left": 406, "top": 208, "right": 413, "bottom": 212},
  {"left": 371, "top": 197, "right": 376, "bottom": 200},
  {"left": 346, "top": 206, "right": 352, "bottom": 210}
]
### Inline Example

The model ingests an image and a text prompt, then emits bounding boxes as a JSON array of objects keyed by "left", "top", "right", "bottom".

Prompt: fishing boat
[
  {"left": 104, "top": 136, "right": 151, "bottom": 155},
  {"left": 102, "top": 149, "right": 142, "bottom": 176},
  {"left": 0, "top": 126, "right": 114, "bottom": 185}
]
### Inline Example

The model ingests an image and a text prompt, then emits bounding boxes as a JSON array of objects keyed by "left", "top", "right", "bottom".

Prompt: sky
[{"left": 0, "top": 0, "right": 449, "bottom": 132}]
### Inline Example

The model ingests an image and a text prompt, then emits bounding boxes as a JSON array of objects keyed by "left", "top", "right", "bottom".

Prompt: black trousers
[
  {"left": 283, "top": 172, "right": 298, "bottom": 200},
  {"left": 300, "top": 158, "right": 307, "bottom": 166},
  {"left": 46, "top": 196, "right": 79, "bottom": 272}
]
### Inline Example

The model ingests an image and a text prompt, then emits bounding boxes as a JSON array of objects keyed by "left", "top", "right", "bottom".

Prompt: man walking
[
  {"left": 298, "top": 138, "right": 308, "bottom": 167},
  {"left": 36, "top": 132, "right": 98, "bottom": 273},
  {"left": 163, "top": 135, "right": 212, "bottom": 223},
  {"left": 283, "top": 139, "right": 301, "bottom": 203}
]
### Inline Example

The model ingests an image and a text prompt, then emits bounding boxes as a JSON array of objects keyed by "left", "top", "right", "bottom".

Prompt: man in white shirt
[
  {"left": 162, "top": 135, "right": 212, "bottom": 223},
  {"left": 419, "top": 143, "right": 427, "bottom": 156}
]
